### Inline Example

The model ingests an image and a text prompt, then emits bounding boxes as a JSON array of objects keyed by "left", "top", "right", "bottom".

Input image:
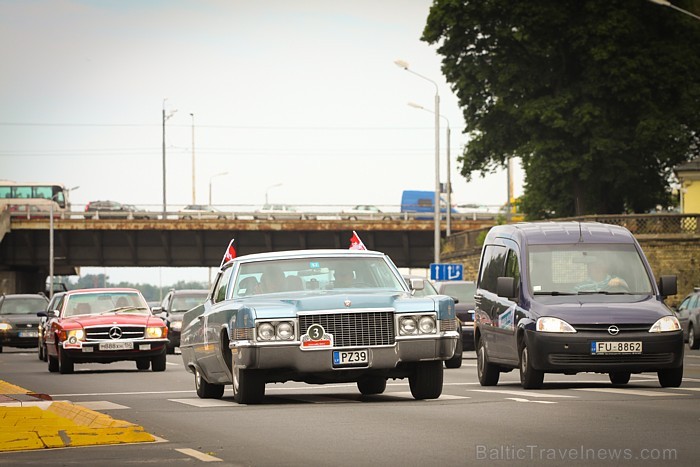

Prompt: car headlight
[
  {"left": 399, "top": 316, "right": 418, "bottom": 335},
  {"left": 418, "top": 316, "right": 437, "bottom": 334},
  {"left": 67, "top": 329, "right": 85, "bottom": 340},
  {"left": 0, "top": 323, "right": 11, "bottom": 331},
  {"left": 276, "top": 322, "right": 294, "bottom": 340},
  {"left": 170, "top": 321, "right": 182, "bottom": 331},
  {"left": 536, "top": 317, "right": 577, "bottom": 333},
  {"left": 649, "top": 316, "right": 681, "bottom": 333},
  {"left": 146, "top": 326, "right": 167, "bottom": 338},
  {"left": 257, "top": 323, "right": 275, "bottom": 341}
]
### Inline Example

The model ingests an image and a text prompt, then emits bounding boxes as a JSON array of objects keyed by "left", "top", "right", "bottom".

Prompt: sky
[{"left": 0, "top": 0, "right": 523, "bottom": 286}]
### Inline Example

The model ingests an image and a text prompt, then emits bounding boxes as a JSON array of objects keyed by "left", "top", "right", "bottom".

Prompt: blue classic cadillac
[{"left": 180, "top": 249, "right": 459, "bottom": 404}]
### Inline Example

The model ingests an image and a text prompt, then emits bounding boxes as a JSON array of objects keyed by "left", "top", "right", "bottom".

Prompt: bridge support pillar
[{"left": 0, "top": 269, "right": 46, "bottom": 295}]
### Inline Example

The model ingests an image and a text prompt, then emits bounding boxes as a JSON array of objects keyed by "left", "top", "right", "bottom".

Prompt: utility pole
[{"left": 162, "top": 99, "right": 177, "bottom": 218}]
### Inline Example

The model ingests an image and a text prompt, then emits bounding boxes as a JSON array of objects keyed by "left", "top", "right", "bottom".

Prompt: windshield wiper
[
  {"left": 101, "top": 306, "right": 148, "bottom": 314},
  {"left": 533, "top": 291, "right": 577, "bottom": 296},
  {"left": 576, "top": 291, "right": 631, "bottom": 295}
]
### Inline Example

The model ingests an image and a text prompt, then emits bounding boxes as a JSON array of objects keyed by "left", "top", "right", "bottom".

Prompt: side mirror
[
  {"left": 37, "top": 311, "right": 47, "bottom": 318},
  {"left": 496, "top": 276, "right": 517, "bottom": 300},
  {"left": 151, "top": 306, "right": 164, "bottom": 313},
  {"left": 409, "top": 278, "right": 425, "bottom": 291},
  {"left": 658, "top": 275, "right": 677, "bottom": 297},
  {"left": 450, "top": 296, "right": 460, "bottom": 304}
]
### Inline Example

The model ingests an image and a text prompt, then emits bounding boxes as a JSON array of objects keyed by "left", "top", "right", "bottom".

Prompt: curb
[{"left": 0, "top": 380, "right": 155, "bottom": 452}]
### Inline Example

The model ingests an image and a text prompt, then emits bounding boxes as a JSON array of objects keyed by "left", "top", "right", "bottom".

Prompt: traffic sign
[{"left": 430, "top": 263, "right": 463, "bottom": 281}]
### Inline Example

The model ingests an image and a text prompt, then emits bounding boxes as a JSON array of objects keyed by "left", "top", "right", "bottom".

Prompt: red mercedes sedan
[{"left": 41, "top": 288, "right": 169, "bottom": 374}]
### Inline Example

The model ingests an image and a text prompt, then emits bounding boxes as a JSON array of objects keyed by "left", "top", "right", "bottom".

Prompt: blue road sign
[{"left": 430, "top": 263, "right": 464, "bottom": 281}]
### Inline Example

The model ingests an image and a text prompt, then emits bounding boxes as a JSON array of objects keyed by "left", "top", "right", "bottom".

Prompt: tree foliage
[{"left": 423, "top": 0, "right": 700, "bottom": 217}]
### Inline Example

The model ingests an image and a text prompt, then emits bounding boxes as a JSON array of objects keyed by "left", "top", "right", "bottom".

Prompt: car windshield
[
  {"left": 528, "top": 243, "right": 654, "bottom": 295},
  {"left": 0, "top": 297, "right": 48, "bottom": 315},
  {"left": 64, "top": 292, "right": 149, "bottom": 316},
  {"left": 439, "top": 283, "right": 476, "bottom": 303},
  {"left": 171, "top": 293, "right": 208, "bottom": 312},
  {"left": 233, "top": 256, "right": 406, "bottom": 297}
]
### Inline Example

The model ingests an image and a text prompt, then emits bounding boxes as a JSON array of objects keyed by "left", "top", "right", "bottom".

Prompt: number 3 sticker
[{"left": 307, "top": 324, "right": 325, "bottom": 340}]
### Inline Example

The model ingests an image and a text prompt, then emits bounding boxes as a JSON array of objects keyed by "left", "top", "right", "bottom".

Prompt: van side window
[
  {"left": 214, "top": 267, "right": 234, "bottom": 303},
  {"left": 505, "top": 249, "right": 521, "bottom": 284},
  {"left": 478, "top": 245, "right": 507, "bottom": 293}
]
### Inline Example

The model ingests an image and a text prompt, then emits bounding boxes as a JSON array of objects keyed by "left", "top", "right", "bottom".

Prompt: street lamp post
[
  {"left": 396, "top": 60, "right": 441, "bottom": 264},
  {"left": 190, "top": 113, "right": 196, "bottom": 205},
  {"left": 209, "top": 172, "right": 229, "bottom": 206},
  {"left": 265, "top": 183, "right": 283, "bottom": 205},
  {"left": 162, "top": 99, "right": 177, "bottom": 219},
  {"left": 49, "top": 186, "right": 79, "bottom": 298},
  {"left": 648, "top": 0, "right": 700, "bottom": 21},
  {"left": 408, "top": 102, "right": 453, "bottom": 235}
]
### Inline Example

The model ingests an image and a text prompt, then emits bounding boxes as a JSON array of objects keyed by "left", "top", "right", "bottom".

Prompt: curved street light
[
  {"left": 648, "top": 0, "right": 700, "bottom": 21},
  {"left": 208, "top": 172, "right": 229, "bottom": 206},
  {"left": 265, "top": 183, "right": 283, "bottom": 205},
  {"left": 49, "top": 185, "right": 79, "bottom": 298},
  {"left": 396, "top": 59, "right": 441, "bottom": 264}
]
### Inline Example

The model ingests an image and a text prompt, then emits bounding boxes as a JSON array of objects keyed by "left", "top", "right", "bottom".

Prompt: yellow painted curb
[{"left": 0, "top": 381, "right": 156, "bottom": 452}]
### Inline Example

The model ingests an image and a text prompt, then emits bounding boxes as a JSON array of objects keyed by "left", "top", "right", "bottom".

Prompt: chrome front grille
[
  {"left": 298, "top": 311, "right": 395, "bottom": 347},
  {"left": 85, "top": 325, "right": 145, "bottom": 341}
]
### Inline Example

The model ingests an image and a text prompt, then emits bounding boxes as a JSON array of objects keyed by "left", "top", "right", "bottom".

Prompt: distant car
[
  {"left": 0, "top": 294, "right": 49, "bottom": 353},
  {"left": 434, "top": 280, "right": 476, "bottom": 351},
  {"left": 84, "top": 200, "right": 151, "bottom": 219},
  {"left": 254, "top": 204, "right": 304, "bottom": 220},
  {"left": 404, "top": 275, "right": 463, "bottom": 369},
  {"left": 180, "top": 249, "right": 458, "bottom": 403},
  {"left": 41, "top": 288, "right": 169, "bottom": 373},
  {"left": 343, "top": 205, "right": 392, "bottom": 220},
  {"left": 38, "top": 292, "right": 65, "bottom": 361},
  {"left": 153, "top": 289, "right": 209, "bottom": 354},
  {"left": 675, "top": 288, "right": 700, "bottom": 350},
  {"left": 179, "top": 204, "right": 229, "bottom": 220}
]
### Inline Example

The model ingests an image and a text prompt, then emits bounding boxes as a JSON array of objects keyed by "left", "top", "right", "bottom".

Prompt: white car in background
[
  {"left": 342, "top": 205, "right": 392, "bottom": 220},
  {"left": 179, "top": 204, "right": 229, "bottom": 220}
]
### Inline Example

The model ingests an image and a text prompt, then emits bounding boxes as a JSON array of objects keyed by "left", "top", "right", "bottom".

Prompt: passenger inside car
[
  {"left": 74, "top": 303, "right": 92, "bottom": 315},
  {"left": 258, "top": 268, "right": 286, "bottom": 293},
  {"left": 333, "top": 267, "right": 355, "bottom": 288},
  {"left": 115, "top": 297, "right": 129, "bottom": 307},
  {"left": 238, "top": 276, "right": 259, "bottom": 296},
  {"left": 285, "top": 275, "right": 304, "bottom": 291}
]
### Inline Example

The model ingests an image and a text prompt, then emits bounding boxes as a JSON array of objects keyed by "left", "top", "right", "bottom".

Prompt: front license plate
[
  {"left": 99, "top": 341, "right": 134, "bottom": 351},
  {"left": 333, "top": 349, "right": 369, "bottom": 366},
  {"left": 18, "top": 331, "right": 38, "bottom": 338},
  {"left": 591, "top": 341, "right": 642, "bottom": 354}
]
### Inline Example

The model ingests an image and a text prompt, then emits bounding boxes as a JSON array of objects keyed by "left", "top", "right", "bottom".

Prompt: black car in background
[
  {"left": 84, "top": 200, "right": 151, "bottom": 219},
  {"left": 153, "top": 289, "right": 209, "bottom": 353},
  {"left": 434, "top": 280, "right": 476, "bottom": 351},
  {"left": 0, "top": 293, "right": 49, "bottom": 352}
]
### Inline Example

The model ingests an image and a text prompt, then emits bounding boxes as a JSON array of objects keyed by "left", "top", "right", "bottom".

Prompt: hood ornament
[{"left": 344, "top": 299, "right": 352, "bottom": 308}]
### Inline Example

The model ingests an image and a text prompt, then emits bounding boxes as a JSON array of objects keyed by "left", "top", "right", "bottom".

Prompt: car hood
[
  {"left": 530, "top": 295, "right": 672, "bottom": 325},
  {"left": 242, "top": 291, "right": 438, "bottom": 319},
  {"left": 59, "top": 313, "right": 163, "bottom": 327},
  {"left": 0, "top": 314, "right": 42, "bottom": 325}
]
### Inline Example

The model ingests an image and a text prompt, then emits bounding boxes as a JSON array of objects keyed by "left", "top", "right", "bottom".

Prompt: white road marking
[
  {"left": 506, "top": 397, "right": 557, "bottom": 404},
  {"left": 666, "top": 387, "right": 700, "bottom": 392},
  {"left": 573, "top": 388, "right": 689, "bottom": 397},
  {"left": 78, "top": 401, "right": 130, "bottom": 410},
  {"left": 466, "top": 389, "right": 576, "bottom": 398},
  {"left": 169, "top": 398, "right": 237, "bottom": 408},
  {"left": 175, "top": 448, "right": 223, "bottom": 462},
  {"left": 52, "top": 390, "right": 196, "bottom": 397}
]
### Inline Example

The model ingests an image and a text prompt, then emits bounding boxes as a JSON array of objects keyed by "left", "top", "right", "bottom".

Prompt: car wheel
[
  {"left": 658, "top": 366, "right": 683, "bottom": 388},
  {"left": 38, "top": 343, "right": 44, "bottom": 361},
  {"left": 519, "top": 340, "right": 543, "bottom": 389},
  {"left": 166, "top": 345, "right": 175, "bottom": 355},
  {"left": 0, "top": 344, "right": 3, "bottom": 353},
  {"left": 136, "top": 358, "right": 150, "bottom": 370},
  {"left": 609, "top": 372, "right": 631, "bottom": 385},
  {"left": 194, "top": 367, "right": 225, "bottom": 399},
  {"left": 689, "top": 324, "right": 699, "bottom": 350},
  {"left": 477, "top": 337, "right": 500, "bottom": 386},
  {"left": 183, "top": 215, "right": 192, "bottom": 220},
  {"left": 42, "top": 344, "right": 48, "bottom": 362},
  {"left": 151, "top": 350, "right": 167, "bottom": 372},
  {"left": 232, "top": 365, "right": 265, "bottom": 404},
  {"left": 357, "top": 376, "right": 387, "bottom": 395},
  {"left": 48, "top": 353, "right": 59, "bottom": 373},
  {"left": 408, "top": 360, "right": 443, "bottom": 400},
  {"left": 58, "top": 347, "right": 74, "bottom": 374},
  {"left": 349, "top": 216, "right": 357, "bottom": 221},
  {"left": 445, "top": 332, "right": 463, "bottom": 369}
]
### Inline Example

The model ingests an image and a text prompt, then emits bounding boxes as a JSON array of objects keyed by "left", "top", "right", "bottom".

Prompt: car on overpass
[
  {"left": 342, "top": 205, "right": 392, "bottom": 220},
  {"left": 180, "top": 249, "right": 459, "bottom": 403},
  {"left": 84, "top": 200, "right": 151, "bottom": 219},
  {"left": 179, "top": 204, "right": 229, "bottom": 220}
]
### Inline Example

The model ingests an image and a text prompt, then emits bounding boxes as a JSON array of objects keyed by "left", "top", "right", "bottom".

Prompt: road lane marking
[
  {"left": 506, "top": 397, "right": 557, "bottom": 404},
  {"left": 169, "top": 399, "right": 237, "bottom": 408},
  {"left": 77, "top": 401, "right": 130, "bottom": 410},
  {"left": 176, "top": 448, "right": 223, "bottom": 462},
  {"left": 52, "top": 390, "right": 196, "bottom": 397},
  {"left": 573, "top": 388, "right": 689, "bottom": 397},
  {"left": 466, "top": 389, "right": 576, "bottom": 398}
]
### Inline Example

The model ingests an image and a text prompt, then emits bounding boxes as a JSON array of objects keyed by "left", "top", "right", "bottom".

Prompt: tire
[
  {"left": 38, "top": 343, "right": 44, "bottom": 361},
  {"left": 0, "top": 345, "right": 3, "bottom": 353},
  {"left": 689, "top": 324, "right": 699, "bottom": 350},
  {"left": 233, "top": 365, "right": 265, "bottom": 404},
  {"left": 357, "top": 377, "right": 387, "bottom": 395},
  {"left": 42, "top": 344, "right": 48, "bottom": 362},
  {"left": 408, "top": 360, "right": 443, "bottom": 400},
  {"left": 151, "top": 350, "right": 167, "bottom": 372},
  {"left": 48, "top": 354, "right": 59, "bottom": 373},
  {"left": 58, "top": 347, "right": 74, "bottom": 374},
  {"left": 477, "top": 337, "right": 500, "bottom": 386},
  {"left": 609, "top": 372, "right": 631, "bottom": 385},
  {"left": 445, "top": 333, "right": 463, "bottom": 369},
  {"left": 658, "top": 366, "right": 683, "bottom": 388},
  {"left": 194, "top": 367, "right": 225, "bottom": 399},
  {"left": 519, "top": 340, "right": 543, "bottom": 389},
  {"left": 166, "top": 345, "right": 175, "bottom": 355},
  {"left": 136, "top": 358, "right": 150, "bottom": 370}
]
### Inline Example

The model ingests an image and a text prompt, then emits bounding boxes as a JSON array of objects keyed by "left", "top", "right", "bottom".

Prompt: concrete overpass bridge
[{"left": 0, "top": 210, "right": 493, "bottom": 293}]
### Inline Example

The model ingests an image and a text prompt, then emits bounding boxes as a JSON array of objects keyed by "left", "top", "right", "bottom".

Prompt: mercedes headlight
[
  {"left": 649, "top": 316, "right": 681, "bottom": 333},
  {"left": 146, "top": 326, "right": 167, "bottom": 338},
  {"left": 536, "top": 317, "right": 576, "bottom": 333},
  {"left": 67, "top": 329, "right": 85, "bottom": 340}
]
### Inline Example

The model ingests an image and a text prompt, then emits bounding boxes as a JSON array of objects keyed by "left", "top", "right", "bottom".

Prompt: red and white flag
[
  {"left": 349, "top": 231, "right": 367, "bottom": 250},
  {"left": 220, "top": 238, "right": 237, "bottom": 267}
]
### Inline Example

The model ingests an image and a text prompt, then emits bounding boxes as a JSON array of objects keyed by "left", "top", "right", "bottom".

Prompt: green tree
[{"left": 423, "top": 0, "right": 700, "bottom": 218}]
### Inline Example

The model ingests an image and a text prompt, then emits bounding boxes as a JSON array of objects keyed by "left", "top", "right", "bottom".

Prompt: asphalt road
[{"left": 1, "top": 347, "right": 700, "bottom": 466}]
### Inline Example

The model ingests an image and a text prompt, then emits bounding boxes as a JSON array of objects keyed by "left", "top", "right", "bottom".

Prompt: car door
[
  {"left": 475, "top": 244, "right": 508, "bottom": 360},
  {"left": 492, "top": 244, "right": 522, "bottom": 364}
]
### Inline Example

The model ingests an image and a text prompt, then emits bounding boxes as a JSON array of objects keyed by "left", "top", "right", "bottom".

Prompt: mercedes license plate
[
  {"left": 333, "top": 349, "right": 369, "bottom": 366},
  {"left": 99, "top": 341, "right": 134, "bottom": 351},
  {"left": 591, "top": 341, "right": 642, "bottom": 355}
]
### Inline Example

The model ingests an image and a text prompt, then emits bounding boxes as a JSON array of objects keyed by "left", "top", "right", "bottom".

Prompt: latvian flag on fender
[
  {"left": 349, "top": 231, "right": 367, "bottom": 250},
  {"left": 220, "top": 238, "right": 237, "bottom": 267}
]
